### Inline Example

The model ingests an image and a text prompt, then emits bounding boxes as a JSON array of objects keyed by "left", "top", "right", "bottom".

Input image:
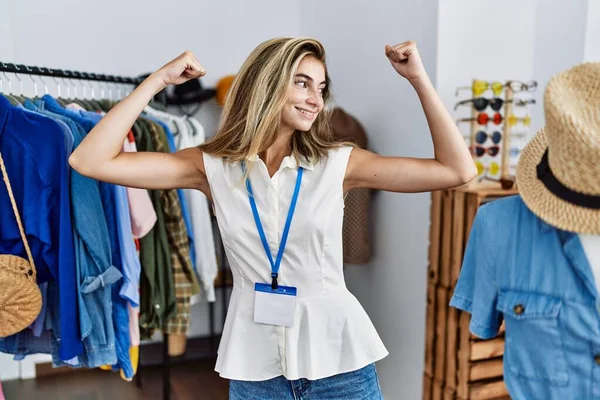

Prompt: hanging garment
[
  {"left": 451, "top": 195, "right": 600, "bottom": 400},
  {"left": 36, "top": 95, "right": 121, "bottom": 369},
  {"left": 145, "top": 106, "right": 218, "bottom": 302},
  {"left": 204, "top": 146, "right": 388, "bottom": 381},
  {"left": 146, "top": 116, "right": 196, "bottom": 269},
  {"left": 117, "top": 128, "right": 158, "bottom": 240},
  {"left": 66, "top": 106, "right": 145, "bottom": 308},
  {"left": 329, "top": 107, "right": 372, "bottom": 265},
  {"left": 180, "top": 116, "right": 218, "bottom": 303},
  {"left": 65, "top": 104, "right": 141, "bottom": 379},
  {"left": 135, "top": 119, "right": 177, "bottom": 338},
  {"left": 0, "top": 94, "right": 82, "bottom": 361},
  {"left": 145, "top": 120, "right": 199, "bottom": 335}
]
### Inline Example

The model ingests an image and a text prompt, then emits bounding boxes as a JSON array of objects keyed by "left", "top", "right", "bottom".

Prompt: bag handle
[{"left": 0, "top": 152, "right": 37, "bottom": 280}]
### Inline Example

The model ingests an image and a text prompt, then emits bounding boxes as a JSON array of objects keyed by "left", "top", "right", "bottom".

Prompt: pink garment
[
  {"left": 66, "top": 103, "right": 87, "bottom": 111},
  {"left": 0, "top": 375, "right": 5, "bottom": 400},
  {"left": 128, "top": 303, "right": 140, "bottom": 347},
  {"left": 122, "top": 131, "right": 157, "bottom": 238}
]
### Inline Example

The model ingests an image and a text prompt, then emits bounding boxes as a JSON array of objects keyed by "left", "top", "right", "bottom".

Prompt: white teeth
[{"left": 297, "top": 107, "right": 315, "bottom": 117}]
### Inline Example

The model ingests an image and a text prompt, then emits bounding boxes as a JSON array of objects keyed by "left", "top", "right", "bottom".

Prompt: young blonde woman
[{"left": 70, "top": 37, "right": 476, "bottom": 399}]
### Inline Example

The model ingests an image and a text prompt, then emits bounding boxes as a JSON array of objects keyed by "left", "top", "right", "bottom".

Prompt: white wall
[
  {"left": 1, "top": 0, "right": 300, "bottom": 87},
  {"left": 584, "top": 0, "right": 600, "bottom": 61},
  {"left": 301, "top": 1, "right": 439, "bottom": 397},
  {"left": 530, "top": 0, "right": 590, "bottom": 134}
]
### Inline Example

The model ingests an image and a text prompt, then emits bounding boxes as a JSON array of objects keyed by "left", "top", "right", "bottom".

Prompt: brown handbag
[{"left": 0, "top": 151, "right": 42, "bottom": 337}]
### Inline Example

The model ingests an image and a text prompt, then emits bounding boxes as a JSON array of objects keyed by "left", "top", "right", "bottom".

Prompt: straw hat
[{"left": 516, "top": 62, "right": 600, "bottom": 234}]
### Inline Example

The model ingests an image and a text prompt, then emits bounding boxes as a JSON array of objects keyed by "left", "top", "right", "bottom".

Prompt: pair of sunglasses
[
  {"left": 454, "top": 97, "right": 504, "bottom": 111},
  {"left": 507, "top": 114, "right": 531, "bottom": 127},
  {"left": 511, "top": 98, "right": 536, "bottom": 107},
  {"left": 457, "top": 113, "right": 503, "bottom": 126},
  {"left": 475, "top": 131, "right": 502, "bottom": 144},
  {"left": 455, "top": 98, "right": 536, "bottom": 112},
  {"left": 472, "top": 80, "right": 503, "bottom": 96},
  {"left": 506, "top": 80, "right": 537, "bottom": 92},
  {"left": 475, "top": 160, "right": 500, "bottom": 176},
  {"left": 455, "top": 80, "right": 504, "bottom": 97},
  {"left": 470, "top": 145, "right": 500, "bottom": 157}
]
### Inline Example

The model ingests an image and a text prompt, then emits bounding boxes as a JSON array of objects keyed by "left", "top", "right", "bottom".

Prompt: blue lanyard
[{"left": 244, "top": 163, "right": 304, "bottom": 290}]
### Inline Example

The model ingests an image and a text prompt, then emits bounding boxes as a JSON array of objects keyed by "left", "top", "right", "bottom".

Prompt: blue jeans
[{"left": 229, "top": 364, "right": 384, "bottom": 399}]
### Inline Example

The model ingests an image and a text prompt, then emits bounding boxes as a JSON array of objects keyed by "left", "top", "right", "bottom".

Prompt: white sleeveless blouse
[{"left": 203, "top": 146, "right": 388, "bottom": 381}]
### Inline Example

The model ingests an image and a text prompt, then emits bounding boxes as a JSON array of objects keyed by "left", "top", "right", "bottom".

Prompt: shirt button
[
  {"left": 155, "top": 304, "right": 161, "bottom": 310},
  {"left": 513, "top": 304, "right": 525, "bottom": 315}
]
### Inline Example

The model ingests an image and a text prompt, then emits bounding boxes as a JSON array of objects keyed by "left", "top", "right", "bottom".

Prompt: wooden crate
[
  {"left": 423, "top": 373, "right": 433, "bottom": 400},
  {"left": 448, "top": 311, "right": 506, "bottom": 396},
  {"left": 423, "top": 182, "right": 517, "bottom": 400},
  {"left": 424, "top": 284, "right": 436, "bottom": 376},
  {"left": 428, "top": 191, "right": 443, "bottom": 284},
  {"left": 439, "top": 190, "right": 454, "bottom": 288}
]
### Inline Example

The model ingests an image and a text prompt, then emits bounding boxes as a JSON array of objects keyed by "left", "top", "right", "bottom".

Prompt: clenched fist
[
  {"left": 153, "top": 50, "right": 206, "bottom": 88},
  {"left": 385, "top": 41, "right": 426, "bottom": 82}
]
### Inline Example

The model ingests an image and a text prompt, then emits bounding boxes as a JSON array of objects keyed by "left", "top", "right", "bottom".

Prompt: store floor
[{"left": 2, "top": 357, "right": 229, "bottom": 400}]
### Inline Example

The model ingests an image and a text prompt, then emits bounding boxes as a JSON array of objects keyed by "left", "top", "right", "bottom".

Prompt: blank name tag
[{"left": 254, "top": 283, "right": 297, "bottom": 327}]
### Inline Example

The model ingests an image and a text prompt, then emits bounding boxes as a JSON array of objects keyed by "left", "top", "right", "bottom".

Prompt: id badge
[{"left": 254, "top": 283, "right": 297, "bottom": 327}]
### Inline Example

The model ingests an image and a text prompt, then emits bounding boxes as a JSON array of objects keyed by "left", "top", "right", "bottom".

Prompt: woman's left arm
[{"left": 344, "top": 41, "right": 477, "bottom": 193}]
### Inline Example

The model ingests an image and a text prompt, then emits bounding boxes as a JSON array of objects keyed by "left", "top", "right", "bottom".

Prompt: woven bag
[{"left": 0, "top": 151, "right": 42, "bottom": 337}]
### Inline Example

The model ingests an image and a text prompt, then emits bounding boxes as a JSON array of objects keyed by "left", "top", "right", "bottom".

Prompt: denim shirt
[
  {"left": 72, "top": 110, "right": 141, "bottom": 307},
  {"left": 451, "top": 195, "right": 600, "bottom": 400},
  {"left": 0, "top": 95, "right": 82, "bottom": 360},
  {"left": 34, "top": 98, "right": 122, "bottom": 368}
]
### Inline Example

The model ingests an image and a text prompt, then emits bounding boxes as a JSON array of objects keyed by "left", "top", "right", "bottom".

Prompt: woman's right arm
[{"left": 69, "top": 51, "right": 209, "bottom": 192}]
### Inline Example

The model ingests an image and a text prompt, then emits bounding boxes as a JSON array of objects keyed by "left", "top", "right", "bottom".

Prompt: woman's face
[{"left": 280, "top": 55, "right": 327, "bottom": 133}]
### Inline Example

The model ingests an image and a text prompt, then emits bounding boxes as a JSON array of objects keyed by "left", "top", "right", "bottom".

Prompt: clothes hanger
[
  {"left": 31, "top": 67, "right": 51, "bottom": 101},
  {"left": 24, "top": 66, "right": 41, "bottom": 101},
  {"left": 95, "top": 76, "right": 115, "bottom": 112},
  {"left": 85, "top": 74, "right": 104, "bottom": 112},
  {"left": 80, "top": 73, "right": 98, "bottom": 111},
  {"left": 71, "top": 72, "right": 95, "bottom": 110},
  {"left": 46, "top": 68, "right": 68, "bottom": 107},
  {"left": 5, "top": 64, "right": 27, "bottom": 104},
  {"left": 185, "top": 115, "right": 197, "bottom": 137},
  {"left": 0, "top": 64, "right": 21, "bottom": 106},
  {"left": 65, "top": 73, "right": 88, "bottom": 109}
]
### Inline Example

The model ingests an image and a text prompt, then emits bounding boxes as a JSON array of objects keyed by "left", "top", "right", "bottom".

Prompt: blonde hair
[{"left": 199, "top": 37, "right": 350, "bottom": 166}]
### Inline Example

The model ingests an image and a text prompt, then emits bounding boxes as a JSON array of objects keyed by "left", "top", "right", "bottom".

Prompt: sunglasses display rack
[{"left": 455, "top": 80, "right": 537, "bottom": 190}]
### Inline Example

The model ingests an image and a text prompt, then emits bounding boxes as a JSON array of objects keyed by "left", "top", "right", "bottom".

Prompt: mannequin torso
[{"left": 580, "top": 234, "right": 600, "bottom": 293}]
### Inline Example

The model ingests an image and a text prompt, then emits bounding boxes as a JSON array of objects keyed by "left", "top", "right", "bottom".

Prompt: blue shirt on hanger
[
  {"left": 33, "top": 97, "right": 122, "bottom": 368},
  {"left": 50, "top": 101, "right": 134, "bottom": 378},
  {"left": 0, "top": 94, "right": 82, "bottom": 360}
]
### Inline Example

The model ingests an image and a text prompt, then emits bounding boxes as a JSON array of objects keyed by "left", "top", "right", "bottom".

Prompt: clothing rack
[
  {"left": 0, "top": 62, "right": 230, "bottom": 400},
  {"left": 0, "top": 62, "right": 142, "bottom": 84}
]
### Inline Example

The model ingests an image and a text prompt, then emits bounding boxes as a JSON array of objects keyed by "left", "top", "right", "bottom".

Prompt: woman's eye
[{"left": 296, "top": 81, "right": 307, "bottom": 88}]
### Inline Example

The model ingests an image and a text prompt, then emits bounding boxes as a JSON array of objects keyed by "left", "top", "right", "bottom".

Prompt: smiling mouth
[{"left": 296, "top": 107, "right": 317, "bottom": 118}]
